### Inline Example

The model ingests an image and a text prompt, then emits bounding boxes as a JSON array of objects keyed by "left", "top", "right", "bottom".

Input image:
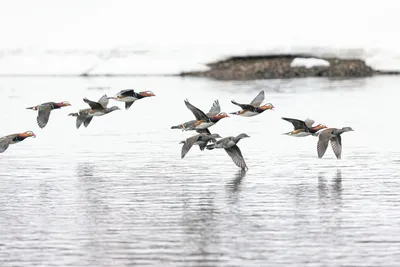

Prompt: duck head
[
  {"left": 213, "top": 112, "right": 229, "bottom": 120},
  {"left": 237, "top": 133, "right": 250, "bottom": 139},
  {"left": 58, "top": 101, "right": 71, "bottom": 107},
  {"left": 342, "top": 127, "right": 354, "bottom": 132},
  {"left": 139, "top": 91, "right": 156, "bottom": 97},
  {"left": 20, "top": 131, "right": 36, "bottom": 138},
  {"left": 259, "top": 103, "right": 274, "bottom": 111}
]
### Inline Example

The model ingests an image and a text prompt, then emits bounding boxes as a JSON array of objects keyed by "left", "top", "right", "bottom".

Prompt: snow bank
[{"left": 290, "top": 58, "right": 330, "bottom": 68}]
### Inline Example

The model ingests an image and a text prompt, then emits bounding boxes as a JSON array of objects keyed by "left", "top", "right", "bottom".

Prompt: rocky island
[{"left": 179, "top": 54, "right": 396, "bottom": 81}]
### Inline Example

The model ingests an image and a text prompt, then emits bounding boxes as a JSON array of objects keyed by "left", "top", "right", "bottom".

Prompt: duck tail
[
  {"left": 171, "top": 125, "right": 182, "bottom": 129},
  {"left": 68, "top": 112, "right": 78, "bottom": 117}
]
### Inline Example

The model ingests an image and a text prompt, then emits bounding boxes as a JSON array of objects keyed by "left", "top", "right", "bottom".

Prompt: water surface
[{"left": 0, "top": 76, "right": 399, "bottom": 266}]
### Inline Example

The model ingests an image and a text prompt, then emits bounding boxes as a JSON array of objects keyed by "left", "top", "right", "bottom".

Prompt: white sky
[{"left": 0, "top": 0, "right": 399, "bottom": 49}]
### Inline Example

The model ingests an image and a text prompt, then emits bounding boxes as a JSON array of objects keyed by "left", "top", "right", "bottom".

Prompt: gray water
[{"left": 0, "top": 76, "right": 399, "bottom": 266}]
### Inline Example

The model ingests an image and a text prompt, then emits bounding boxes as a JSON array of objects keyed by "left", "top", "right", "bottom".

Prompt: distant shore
[{"left": 179, "top": 54, "right": 400, "bottom": 81}]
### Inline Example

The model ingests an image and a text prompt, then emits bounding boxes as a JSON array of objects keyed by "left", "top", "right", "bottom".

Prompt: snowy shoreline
[{"left": 0, "top": 47, "right": 400, "bottom": 80}]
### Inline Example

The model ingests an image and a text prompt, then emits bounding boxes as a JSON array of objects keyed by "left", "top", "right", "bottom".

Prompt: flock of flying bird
[{"left": 0, "top": 89, "right": 354, "bottom": 170}]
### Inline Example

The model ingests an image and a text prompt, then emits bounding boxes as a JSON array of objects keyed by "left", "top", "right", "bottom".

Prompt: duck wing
[
  {"left": 37, "top": 105, "right": 52, "bottom": 129},
  {"left": 206, "top": 100, "right": 220, "bottom": 117},
  {"left": 0, "top": 137, "right": 10, "bottom": 153},
  {"left": 75, "top": 116, "right": 84, "bottom": 129},
  {"left": 224, "top": 145, "right": 248, "bottom": 170},
  {"left": 119, "top": 89, "right": 135, "bottom": 97},
  {"left": 184, "top": 99, "right": 209, "bottom": 121},
  {"left": 250, "top": 90, "right": 265, "bottom": 107},
  {"left": 83, "top": 117, "right": 93, "bottom": 128},
  {"left": 281, "top": 117, "right": 308, "bottom": 130},
  {"left": 83, "top": 98, "right": 104, "bottom": 110},
  {"left": 125, "top": 101, "right": 135, "bottom": 110},
  {"left": 181, "top": 134, "right": 201, "bottom": 159},
  {"left": 98, "top": 94, "right": 109, "bottom": 108},
  {"left": 317, "top": 128, "right": 334, "bottom": 158},
  {"left": 231, "top": 100, "right": 255, "bottom": 111},
  {"left": 304, "top": 118, "right": 315, "bottom": 128},
  {"left": 330, "top": 135, "right": 342, "bottom": 159}
]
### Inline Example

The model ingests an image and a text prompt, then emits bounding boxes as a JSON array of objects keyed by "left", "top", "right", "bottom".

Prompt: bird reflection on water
[{"left": 226, "top": 169, "right": 247, "bottom": 193}]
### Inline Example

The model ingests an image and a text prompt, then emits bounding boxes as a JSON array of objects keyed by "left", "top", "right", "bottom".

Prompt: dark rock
[{"left": 179, "top": 54, "right": 381, "bottom": 81}]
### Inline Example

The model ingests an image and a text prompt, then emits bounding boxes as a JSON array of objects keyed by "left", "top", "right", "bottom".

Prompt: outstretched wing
[
  {"left": 0, "top": 137, "right": 10, "bottom": 153},
  {"left": 37, "top": 105, "right": 52, "bottom": 129},
  {"left": 184, "top": 99, "right": 209, "bottom": 121},
  {"left": 231, "top": 100, "right": 255, "bottom": 111},
  {"left": 317, "top": 139, "right": 330, "bottom": 158},
  {"left": 224, "top": 145, "right": 248, "bottom": 170},
  {"left": 317, "top": 128, "right": 334, "bottom": 158},
  {"left": 83, "top": 98, "right": 104, "bottom": 110},
  {"left": 304, "top": 118, "right": 315, "bottom": 128},
  {"left": 118, "top": 89, "right": 135, "bottom": 97},
  {"left": 83, "top": 117, "right": 93, "bottom": 128},
  {"left": 206, "top": 100, "right": 220, "bottom": 117},
  {"left": 330, "top": 135, "right": 342, "bottom": 159},
  {"left": 125, "top": 101, "right": 135, "bottom": 110},
  {"left": 98, "top": 94, "right": 109, "bottom": 108},
  {"left": 281, "top": 117, "right": 308, "bottom": 131},
  {"left": 250, "top": 90, "right": 265, "bottom": 107},
  {"left": 181, "top": 134, "right": 201, "bottom": 159}
]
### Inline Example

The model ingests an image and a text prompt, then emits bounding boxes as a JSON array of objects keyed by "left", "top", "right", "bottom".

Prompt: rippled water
[{"left": 0, "top": 76, "right": 399, "bottom": 266}]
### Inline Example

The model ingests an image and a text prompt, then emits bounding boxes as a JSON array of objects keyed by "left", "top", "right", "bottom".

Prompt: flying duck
[
  {"left": 26, "top": 101, "right": 71, "bottom": 128},
  {"left": 0, "top": 131, "right": 36, "bottom": 153},
  {"left": 109, "top": 89, "right": 155, "bottom": 110},
  {"left": 171, "top": 100, "right": 221, "bottom": 131},
  {"left": 180, "top": 133, "right": 222, "bottom": 159},
  {"left": 230, "top": 90, "right": 274, "bottom": 117},
  {"left": 317, "top": 127, "right": 354, "bottom": 159},
  {"left": 206, "top": 133, "right": 250, "bottom": 170},
  {"left": 69, "top": 95, "right": 120, "bottom": 128},
  {"left": 282, "top": 117, "right": 327, "bottom": 137},
  {"left": 184, "top": 99, "right": 229, "bottom": 131},
  {"left": 82, "top": 94, "right": 121, "bottom": 116}
]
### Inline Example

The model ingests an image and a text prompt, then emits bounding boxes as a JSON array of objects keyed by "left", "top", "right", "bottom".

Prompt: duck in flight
[
  {"left": 69, "top": 95, "right": 120, "bottom": 128},
  {"left": 0, "top": 131, "right": 36, "bottom": 153},
  {"left": 317, "top": 127, "right": 354, "bottom": 159},
  {"left": 230, "top": 90, "right": 274, "bottom": 117},
  {"left": 26, "top": 101, "right": 71, "bottom": 128},
  {"left": 180, "top": 132, "right": 222, "bottom": 159},
  {"left": 171, "top": 100, "right": 221, "bottom": 132},
  {"left": 206, "top": 133, "right": 250, "bottom": 170},
  {"left": 108, "top": 89, "right": 155, "bottom": 110},
  {"left": 281, "top": 117, "right": 327, "bottom": 137},
  {"left": 183, "top": 99, "right": 229, "bottom": 132}
]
